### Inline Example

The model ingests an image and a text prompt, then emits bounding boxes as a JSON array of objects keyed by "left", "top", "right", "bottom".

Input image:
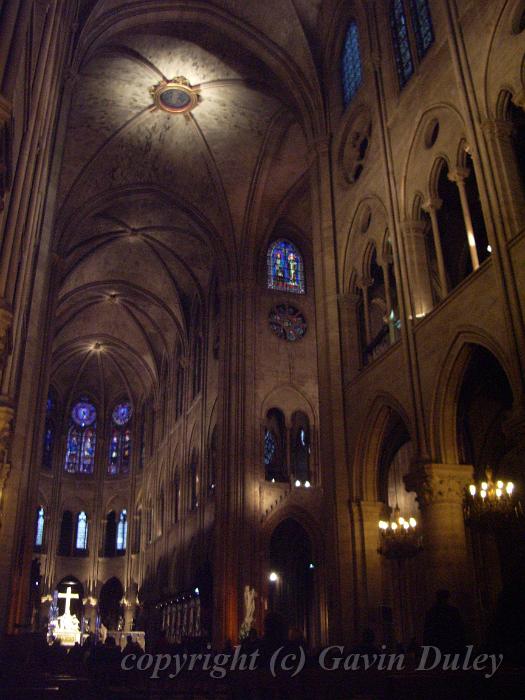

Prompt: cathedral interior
[{"left": 1, "top": 0, "right": 525, "bottom": 696}]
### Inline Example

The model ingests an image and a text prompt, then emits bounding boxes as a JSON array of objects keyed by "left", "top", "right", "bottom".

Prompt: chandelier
[
  {"left": 378, "top": 509, "right": 422, "bottom": 560},
  {"left": 464, "top": 469, "right": 522, "bottom": 526}
]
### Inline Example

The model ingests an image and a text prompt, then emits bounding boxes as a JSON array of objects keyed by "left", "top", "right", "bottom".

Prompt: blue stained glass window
[
  {"left": 264, "top": 430, "right": 277, "bottom": 466},
  {"left": 65, "top": 425, "right": 81, "bottom": 473},
  {"left": 116, "top": 509, "right": 127, "bottom": 551},
  {"left": 410, "top": 0, "right": 434, "bottom": 59},
  {"left": 35, "top": 507, "right": 44, "bottom": 547},
  {"left": 108, "top": 402, "right": 132, "bottom": 476},
  {"left": 65, "top": 399, "right": 97, "bottom": 474},
  {"left": 112, "top": 402, "right": 132, "bottom": 426},
  {"left": 267, "top": 240, "right": 305, "bottom": 294},
  {"left": 341, "top": 21, "right": 363, "bottom": 107},
  {"left": 76, "top": 511, "right": 88, "bottom": 550},
  {"left": 391, "top": 0, "right": 414, "bottom": 87},
  {"left": 72, "top": 401, "right": 96, "bottom": 427}
]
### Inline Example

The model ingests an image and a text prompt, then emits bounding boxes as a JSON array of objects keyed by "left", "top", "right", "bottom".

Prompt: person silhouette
[{"left": 423, "top": 589, "right": 466, "bottom": 653}]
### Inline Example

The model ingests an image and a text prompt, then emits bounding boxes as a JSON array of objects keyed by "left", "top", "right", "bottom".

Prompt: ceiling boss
[{"left": 149, "top": 77, "right": 200, "bottom": 115}]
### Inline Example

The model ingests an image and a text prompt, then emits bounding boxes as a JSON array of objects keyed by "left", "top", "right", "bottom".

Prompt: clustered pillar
[{"left": 405, "top": 463, "right": 473, "bottom": 618}]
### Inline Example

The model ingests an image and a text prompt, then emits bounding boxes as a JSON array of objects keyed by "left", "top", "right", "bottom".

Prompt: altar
[{"left": 52, "top": 586, "right": 81, "bottom": 647}]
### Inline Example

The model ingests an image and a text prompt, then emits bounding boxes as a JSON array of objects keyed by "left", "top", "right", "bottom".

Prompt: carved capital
[
  {"left": 357, "top": 275, "right": 374, "bottom": 291},
  {"left": 447, "top": 167, "right": 470, "bottom": 185},
  {"left": 404, "top": 463, "right": 473, "bottom": 508},
  {"left": 422, "top": 197, "right": 442, "bottom": 213}
]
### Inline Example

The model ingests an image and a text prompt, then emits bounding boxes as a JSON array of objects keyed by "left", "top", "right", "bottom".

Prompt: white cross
[{"left": 58, "top": 586, "right": 79, "bottom": 617}]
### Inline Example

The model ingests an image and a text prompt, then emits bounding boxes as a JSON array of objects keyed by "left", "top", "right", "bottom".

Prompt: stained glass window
[
  {"left": 113, "top": 402, "right": 132, "bottom": 425},
  {"left": 391, "top": 0, "right": 414, "bottom": 87},
  {"left": 35, "top": 507, "right": 44, "bottom": 548},
  {"left": 269, "top": 304, "right": 307, "bottom": 342},
  {"left": 72, "top": 401, "right": 96, "bottom": 427},
  {"left": 410, "top": 0, "right": 434, "bottom": 59},
  {"left": 116, "top": 509, "right": 127, "bottom": 551},
  {"left": 65, "top": 399, "right": 97, "bottom": 474},
  {"left": 75, "top": 511, "right": 88, "bottom": 550},
  {"left": 264, "top": 430, "right": 277, "bottom": 466},
  {"left": 341, "top": 21, "right": 362, "bottom": 107},
  {"left": 267, "top": 240, "right": 305, "bottom": 294},
  {"left": 108, "top": 401, "right": 132, "bottom": 476}
]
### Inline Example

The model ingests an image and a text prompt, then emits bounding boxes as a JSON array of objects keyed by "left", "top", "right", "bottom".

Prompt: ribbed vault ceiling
[{"left": 51, "top": 0, "right": 321, "bottom": 405}]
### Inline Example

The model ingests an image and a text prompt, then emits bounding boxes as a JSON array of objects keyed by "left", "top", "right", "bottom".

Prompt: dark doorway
[
  {"left": 269, "top": 518, "right": 315, "bottom": 643},
  {"left": 457, "top": 345, "right": 525, "bottom": 645},
  {"left": 99, "top": 577, "right": 124, "bottom": 630}
]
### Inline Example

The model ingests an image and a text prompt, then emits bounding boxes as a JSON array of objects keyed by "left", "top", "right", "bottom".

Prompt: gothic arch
[
  {"left": 261, "top": 507, "right": 323, "bottom": 565},
  {"left": 260, "top": 384, "right": 317, "bottom": 427},
  {"left": 431, "top": 329, "right": 516, "bottom": 464},
  {"left": 261, "top": 508, "right": 327, "bottom": 646},
  {"left": 353, "top": 393, "right": 413, "bottom": 502},
  {"left": 484, "top": 0, "right": 525, "bottom": 118},
  {"left": 61, "top": 495, "right": 90, "bottom": 514},
  {"left": 341, "top": 194, "right": 389, "bottom": 292},
  {"left": 105, "top": 494, "right": 127, "bottom": 516},
  {"left": 402, "top": 103, "right": 466, "bottom": 218},
  {"left": 322, "top": 0, "right": 370, "bottom": 119}
]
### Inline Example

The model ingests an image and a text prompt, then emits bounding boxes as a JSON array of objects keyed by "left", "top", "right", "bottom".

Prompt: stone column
[
  {"left": 358, "top": 277, "right": 373, "bottom": 345},
  {"left": 401, "top": 219, "right": 434, "bottom": 318},
  {"left": 349, "top": 500, "right": 384, "bottom": 643},
  {"left": 448, "top": 167, "right": 480, "bottom": 271},
  {"left": 422, "top": 199, "right": 448, "bottom": 298},
  {"left": 405, "top": 463, "right": 473, "bottom": 613},
  {"left": 82, "top": 596, "right": 98, "bottom": 635},
  {"left": 482, "top": 118, "right": 525, "bottom": 238},
  {"left": 308, "top": 137, "right": 352, "bottom": 643},
  {"left": 380, "top": 260, "right": 396, "bottom": 343},
  {"left": 338, "top": 292, "right": 362, "bottom": 382}
]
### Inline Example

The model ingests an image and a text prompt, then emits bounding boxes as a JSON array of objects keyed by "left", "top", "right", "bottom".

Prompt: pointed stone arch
[
  {"left": 353, "top": 393, "right": 413, "bottom": 502},
  {"left": 431, "top": 329, "right": 516, "bottom": 464}
]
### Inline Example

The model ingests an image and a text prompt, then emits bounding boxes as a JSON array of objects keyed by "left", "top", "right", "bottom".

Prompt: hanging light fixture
[
  {"left": 464, "top": 468, "right": 522, "bottom": 526},
  {"left": 378, "top": 453, "right": 422, "bottom": 560},
  {"left": 378, "top": 508, "right": 422, "bottom": 560}
]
